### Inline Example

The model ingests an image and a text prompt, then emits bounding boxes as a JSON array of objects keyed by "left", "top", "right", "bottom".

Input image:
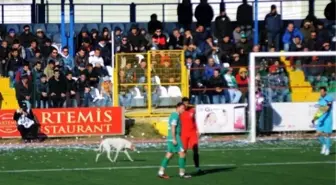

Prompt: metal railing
[{"left": 0, "top": 0, "right": 330, "bottom": 24}]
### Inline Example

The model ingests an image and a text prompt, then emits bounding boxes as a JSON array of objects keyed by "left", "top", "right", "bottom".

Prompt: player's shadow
[{"left": 192, "top": 166, "right": 236, "bottom": 177}]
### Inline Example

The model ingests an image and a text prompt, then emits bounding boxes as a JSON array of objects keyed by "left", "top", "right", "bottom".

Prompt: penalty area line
[{"left": 0, "top": 161, "right": 334, "bottom": 173}]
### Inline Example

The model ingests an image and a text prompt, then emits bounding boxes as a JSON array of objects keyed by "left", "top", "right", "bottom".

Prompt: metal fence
[{"left": 113, "top": 50, "right": 188, "bottom": 117}]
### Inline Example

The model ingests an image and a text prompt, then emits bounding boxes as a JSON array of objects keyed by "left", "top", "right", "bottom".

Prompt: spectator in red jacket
[{"left": 152, "top": 28, "right": 167, "bottom": 50}]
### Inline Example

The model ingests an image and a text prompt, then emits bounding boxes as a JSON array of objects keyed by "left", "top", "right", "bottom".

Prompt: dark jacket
[
  {"left": 48, "top": 76, "right": 66, "bottom": 96},
  {"left": 76, "top": 79, "right": 89, "bottom": 94},
  {"left": 168, "top": 34, "right": 184, "bottom": 49},
  {"left": 127, "top": 33, "right": 148, "bottom": 50},
  {"left": 208, "top": 75, "right": 227, "bottom": 95},
  {"left": 214, "top": 15, "right": 232, "bottom": 40},
  {"left": 7, "top": 56, "right": 24, "bottom": 72},
  {"left": 37, "top": 82, "right": 49, "bottom": 100},
  {"left": 19, "top": 32, "right": 36, "bottom": 48},
  {"left": 148, "top": 20, "right": 163, "bottom": 35},
  {"left": 324, "top": 1, "right": 336, "bottom": 20},
  {"left": 265, "top": 13, "right": 282, "bottom": 33},
  {"left": 15, "top": 81, "right": 32, "bottom": 102},
  {"left": 177, "top": 1, "right": 193, "bottom": 28},
  {"left": 236, "top": 2, "right": 253, "bottom": 26},
  {"left": 194, "top": 1, "right": 214, "bottom": 28}
]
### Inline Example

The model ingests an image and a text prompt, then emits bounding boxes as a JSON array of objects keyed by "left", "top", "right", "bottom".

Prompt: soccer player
[
  {"left": 313, "top": 87, "right": 334, "bottom": 156},
  {"left": 158, "top": 102, "right": 191, "bottom": 179},
  {"left": 180, "top": 97, "right": 204, "bottom": 174}
]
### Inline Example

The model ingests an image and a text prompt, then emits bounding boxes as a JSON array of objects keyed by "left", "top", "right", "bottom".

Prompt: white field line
[{"left": 0, "top": 161, "right": 334, "bottom": 173}]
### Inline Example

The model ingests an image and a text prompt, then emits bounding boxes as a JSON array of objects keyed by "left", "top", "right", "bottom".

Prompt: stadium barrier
[
  {"left": 195, "top": 102, "right": 336, "bottom": 134},
  {"left": 114, "top": 50, "right": 189, "bottom": 117},
  {"left": 0, "top": 107, "right": 124, "bottom": 138}
]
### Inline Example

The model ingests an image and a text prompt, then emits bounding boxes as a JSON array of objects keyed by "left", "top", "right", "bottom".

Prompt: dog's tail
[{"left": 95, "top": 142, "right": 103, "bottom": 153}]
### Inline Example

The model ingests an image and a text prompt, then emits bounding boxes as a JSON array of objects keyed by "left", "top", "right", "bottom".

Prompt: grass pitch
[{"left": 0, "top": 141, "right": 335, "bottom": 185}]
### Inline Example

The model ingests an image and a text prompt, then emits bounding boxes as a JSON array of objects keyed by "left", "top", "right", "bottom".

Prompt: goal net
[{"left": 248, "top": 51, "right": 336, "bottom": 143}]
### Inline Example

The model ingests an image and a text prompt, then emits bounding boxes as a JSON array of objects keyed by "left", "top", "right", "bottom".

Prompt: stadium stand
[{"left": 0, "top": 0, "right": 334, "bottom": 113}]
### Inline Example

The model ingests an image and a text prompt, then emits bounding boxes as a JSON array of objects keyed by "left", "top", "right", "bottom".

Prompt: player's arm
[{"left": 171, "top": 119, "right": 177, "bottom": 144}]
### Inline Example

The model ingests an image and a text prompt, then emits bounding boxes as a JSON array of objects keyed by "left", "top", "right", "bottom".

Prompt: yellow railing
[{"left": 113, "top": 50, "right": 188, "bottom": 117}]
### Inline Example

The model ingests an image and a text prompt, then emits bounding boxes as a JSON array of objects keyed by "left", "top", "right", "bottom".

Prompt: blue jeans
[
  {"left": 35, "top": 99, "right": 49, "bottom": 108},
  {"left": 143, "top": 92, "right": 159, "bottom": 107},
  {"left": 212, "top": 94, "right": 225, "bottom": 104},
  {"left": 283, "top": 43, "right": 290, "bottom": 51},
  {"left": 228, "top": 89, "right": 242, "bottom": 103},
  {"left": 191, "top": 94, "right": 209, "bottom": 104},
  {"left": 119, "top": 93, "right": 132, "bottom": 108},
  {"left": 101, "top": 94, "right": 112, "bottom": 107},
  {"left": 8, "top": 70, "right": 15, "bottom": 88}
]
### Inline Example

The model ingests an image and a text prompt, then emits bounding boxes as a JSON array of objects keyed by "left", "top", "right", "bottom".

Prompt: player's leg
[
  {"left": 177, "top": 138, "right": 191, "bottom": 178},
  {"left": 158, "top": 141, "right": 174, "bottom": 178},
  {"left": 316, "top": 131, "right": 326, "bottom": 154},
  {"left": 190, "top": 134, "right": 204, "bottom": 174},
  {"left": 323, "top": 118, "right": 333, "bottom": 155},
  {"left": 158, "top": 152, "right": 173, "bottom": 178}
]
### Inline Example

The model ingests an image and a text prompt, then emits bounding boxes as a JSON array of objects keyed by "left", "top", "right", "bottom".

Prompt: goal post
[{"left": 249, "top": 51, "right": 336, "bottom": 143}]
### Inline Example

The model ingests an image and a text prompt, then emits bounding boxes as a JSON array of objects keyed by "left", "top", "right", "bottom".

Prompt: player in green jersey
[{"left": 158, "top": 102, "right": 191, "bottom": 179}]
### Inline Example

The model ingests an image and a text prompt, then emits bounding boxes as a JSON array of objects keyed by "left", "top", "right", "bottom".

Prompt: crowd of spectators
[{"left": 0, "top": 0, "right": 335, "bottom": 109}]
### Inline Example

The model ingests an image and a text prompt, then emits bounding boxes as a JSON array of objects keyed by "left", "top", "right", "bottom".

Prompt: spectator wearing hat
[
  {"left": 117, "top": 36, "right": 133, "bottom": 53},
  {"left": 95, "top": 37, "right": 112, "bottom": 66},
  {"left": 4, "top": 28, "right": 18, "bottom": 47},
  {"left": 128, "top": 25, "right": 148, "bottom": 52},
  {"left": 49, "top": 70, "right": 66, "bottom": 107},
  {"left": 13, "top": 101, "right": 39, "bottom": 143},
  {"left": 264, "top": 4, "right": 282, "bottom": 51},
  {"left": 236, "top": 33, "right": 252, "bottom": 53},
  {"left": 65, "top": 71, "right": 77, "bottom": 107},
  {"left": 15, "top": 73, "right": 32, "bottom": 109},
  {"left": 214, "top": 8, "right": 232, "bottom": 41},
  {"left": 36, "top": 74, "right": 49, "bottom": 108},
  {"left": 25, "top": 39, "right": 38, "bottom": 65},
  {"left": 282, "top": 23, "right": 303, "bottom": 51},
  {"left": 44, "top": 60, "right": 55, "bottom": 80},
  {"left": 7, "top": 49, "right": 24, "bottom": 87},
  {"left": 0, "top": 40, "right": 9, "bottom": 76},
  {"left": 60, "top": 46, "right": 74, "bottom": 72},
  {"left": 19, "top": 25, "right": 36, "bottom": 48},
  {"left": 35, "top": 28, "right": 48, "bottom": 47}
]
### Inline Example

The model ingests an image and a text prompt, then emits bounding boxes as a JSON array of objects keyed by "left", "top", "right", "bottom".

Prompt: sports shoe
[
  {"left": 158, "top": 174, "right": 170, "bottom": 179},
  {"left": 321, "top": 145, "right": 326, "bottom": 155},
  {"left": 180, "top": 174, "right": 192, "bottom": 179},
  {"left": 324, "top": 149, "right": 330, "bottom": 156}
]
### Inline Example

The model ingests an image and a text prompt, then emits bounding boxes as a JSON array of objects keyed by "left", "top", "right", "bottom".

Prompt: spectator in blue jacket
[
  {"left": 264, "top": 5, "right": 282, "bottom": 51},
  {"left": 204, "top": 57, "right": 220, "bottom": 80},
  {"left": 282, "top": 23, "right": 304, "bottom": 51},
  {"left": 60, "top": 46, "right": 74, "bottom": 72}
]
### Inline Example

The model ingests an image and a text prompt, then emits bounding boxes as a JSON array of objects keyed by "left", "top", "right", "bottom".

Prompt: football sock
[
  {"left": 325, "top": 137, "right": 331, "bottom": 149},
  {"left": 160, "top": 157, "right": 170, "bottom": 169},
  {"left": 318, "top": 136, "right": 325, "bottom": 145},
  {"left": 178, "top": 157, "right": 186, "bottom": 169},
  {"left": 192, "top": 146, "right": 200, "bottom": 168}
]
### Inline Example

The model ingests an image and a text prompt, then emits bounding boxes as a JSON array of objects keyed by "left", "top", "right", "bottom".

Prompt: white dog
[{"left": 95, "top": 138, "right": 138, "bottom": 163}]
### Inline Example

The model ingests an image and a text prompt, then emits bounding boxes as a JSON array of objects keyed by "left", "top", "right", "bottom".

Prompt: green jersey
[{"left": 167, "top": 112, "right": 181, "bottom": 140}]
